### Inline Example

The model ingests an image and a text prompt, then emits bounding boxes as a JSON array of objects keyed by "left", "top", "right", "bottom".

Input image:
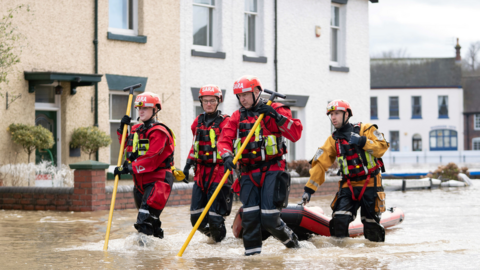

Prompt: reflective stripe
[
  {"left": 261, "top": 209, "right": 280, "bottom": 214},
  {"left": 190, "top": 154, "right": 195, "bottom": 158},
  {"left": 190, "top": 208, "right": 205, "bottom": 215},
  {"left": 243, "top": 206, "right": 260, "bottom": 212},
  {"left": 209, "top": 211, "right": 221, "bottom": 216},
  {"left": 139, "top": 209, "right": 149, "bottom": 214},
  {"left": 279, "top": 127, "right": 285, "bottom": 132},
  {"left": 336, "top": 106, "right": 345, "bottom": 110},
  {"left": 287, "top": 120, "right": 293, "bottom": 130},
  {"left": 152, "top": 216, "right": 158, "bottom": 220},
  {"left": 242, "top": 87, "right": 252, "bottom": 92},
  {"left": 282, "top": 239, "right": 290, "bottom": 244},
  {"left": 245, "top": 247, "right": 262, "bottom": 254},
  {"left": 361, "top": 217, "right": 377, "bottom": 223},
  {"left": 308, "top": 179, "right": 319, "bottom": 188},
  {"left": 333, "top": 210, "right": 352, "bottom": 216}
]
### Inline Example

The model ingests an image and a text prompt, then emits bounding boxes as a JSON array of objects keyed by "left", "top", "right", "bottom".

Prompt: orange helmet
[
  {"left": 135, "top": 92, "right": 162, "bottom": 110},
  {"left": 326, "top": 99, "right": 352, "bottom": 116},
  {"left": 233, "top": 75, "right": 263, "bottom": 95},
  {"left": 199, "top": 84, "right": 223, "bottom": 103}
]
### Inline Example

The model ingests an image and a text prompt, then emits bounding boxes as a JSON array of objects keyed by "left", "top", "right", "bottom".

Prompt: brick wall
[{"left": 0, "top": 172, "right": 339, "bottom": 211}]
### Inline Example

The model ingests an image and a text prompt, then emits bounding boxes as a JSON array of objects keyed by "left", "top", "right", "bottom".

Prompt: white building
[
  {"left": 180, "top": 0, "right": 377, "bottom": 166},
  {"left": 370, "top": 57, "right": 465, "bottom": 164}
]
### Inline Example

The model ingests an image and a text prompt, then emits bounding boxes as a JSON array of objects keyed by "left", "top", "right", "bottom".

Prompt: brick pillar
[{"left": 69, "top": 160, "right": 109, "bottom": 212}]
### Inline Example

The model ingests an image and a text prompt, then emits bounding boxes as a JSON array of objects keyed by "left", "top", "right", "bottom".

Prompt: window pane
[
  {"left": 330, "top": 28, "right": 338, "bottom": 62},
  {"left": 475, "top": 114, "right": 480, "bottom": 129},
  {"left": 437, "top": 130, "right": 443, "bottom": 136},
  {"left": 412, "top": 96, "right": 421, "bottom": 117},
  {"left": 109, "top": 0, "right": 128, "bottom": 29},
  {"left": 245, "top": 0, "right": 257, "bottom": 12},
  {"left": 444, "top": 130, "right": 450, "bottom": 136},
  {"left": 430, "top": 136, "right": 436, "bottom": 148},
  {"left": 331, "top": 6, "right": 339, "bottom": 27},
  {"left": 452, "top": 130, "right": 457, "bottom": 136},
  {"left": 35, "top": 86, "right": 55, "bottom": 103},
  {"left": 438, "top": 95, "right": 448, "bottom": 116},
  {"left": 111, "top": 95, "right": 135, "bottom": 120},
  {"left": 437, "top": 136, "right": 443, "bottom": 147},
  {"left": 452, "top": 136, "right": 457, "bottom": 147},
  {"left": 193, "top": 6, "right": 209, "bottom": 46},
  {"left": 444, "top": 136, "right": 450, "bottom": 147},
  {"left": 389, "top": 97, "right": 399, "bottom": 117},
  {"left": 370, "top": 97, "right": 378, "bottom": 118},
  {"left": 390, "top": 131, "right": 399, "bottom": 151},
  {"left": 247, "top": 14, "right": 256, "bottom": 51},
  {"left": 195, "top": 106, "right": 203, "bottom": 117},
  {"left": 110, "top": 123, "right": 121, "bottom": 165},
  {"left": 209, "top": 8, "right": 213, "bottom": 47}
]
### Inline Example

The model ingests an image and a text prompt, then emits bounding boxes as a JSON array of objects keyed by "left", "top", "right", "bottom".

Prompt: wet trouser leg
[
  {"left": 133, "top": 174, "right": 174, "bottom": 238},
  {"left": 190, "top": 181, "right": 227, "bottom": 242},
  {"left": 260, "top": 171, "right": 299, "bottom": 248},
  {"left": 240, "top": 174, "right": 262, "bottom": 256},
  {"left": 360, "top": 188, "right": 385, "bottom": 242}
]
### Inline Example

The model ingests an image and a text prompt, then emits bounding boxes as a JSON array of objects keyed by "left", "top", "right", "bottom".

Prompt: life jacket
[
  {"left": 125, "top": 122, "right": 176, "bottom": 170},
  {"left": 193, "top": 113, "right": 228, "bottom": 165},
  {"left": 334, "top": 123, "right": 383, "bottom": 181},
  {"left": 333, "top": 123, "right": 385, "bottom": 201},
  {"left": 234, "top": 101, "right": 287, "bottom": 168}
]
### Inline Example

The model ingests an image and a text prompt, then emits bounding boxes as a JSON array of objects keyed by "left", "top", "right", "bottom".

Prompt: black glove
[
  {"left": 183, "top": 162, "right": 192, "bottom": 182},
  {"left": 349, "top": 132, "right": 367, "bottom": 148},
  {"left": 301, "top": 192, "right": 311, "bottom": 206},
  {"left": 118, "top": 115, "right": 132, "bottom": 133},
  {"left": 114, "top": 161, "right": 132, "bottom": 179},
  {"left": 223, "top": 155, "right": 235, "bottom": 173},
  {"left": 256, "top": 103, "right": 286, "bottom": 124}
]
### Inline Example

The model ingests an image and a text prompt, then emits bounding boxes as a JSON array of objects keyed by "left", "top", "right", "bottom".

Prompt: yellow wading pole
[
  {"left": 177, "top": 89, "right": 286, "bottom": 257},
  {"left": 103, "top": 83, "right": 142, "bottom": 251}
]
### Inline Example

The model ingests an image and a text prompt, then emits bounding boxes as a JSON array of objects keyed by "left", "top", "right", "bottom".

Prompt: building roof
[
  {"left": 371, "top": 58, "right": 462, "bottom": 89},
  {"left": 462, "top": 76, "right": 480, "bottom": 113}
]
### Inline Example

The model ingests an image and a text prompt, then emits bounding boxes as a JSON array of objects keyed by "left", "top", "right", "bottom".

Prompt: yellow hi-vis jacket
[{"left": 305, "top": 123, "right": 389, "bottom": 191}]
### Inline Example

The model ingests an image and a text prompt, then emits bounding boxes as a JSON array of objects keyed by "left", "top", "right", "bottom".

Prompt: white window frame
[
  {"left": 108, "top": 91, "right": 138, "bottom": 166},
  {"left": 473, "top": 137, "right": 480, "bottom": 150},
  {"left": 244, "top": 0, "right": 260, "bottom": 56},
  {"left": 474, "top": 114, "right": 480, "bottom": 130},
  {"left": 330, "top": 3, "right": 346, "bottom": 67},
  {"left": 108, "top": 0, "right": 138, "bottom": 36},
  {"left": 192, "top": 0, "right": 217, "bottom": 52}
]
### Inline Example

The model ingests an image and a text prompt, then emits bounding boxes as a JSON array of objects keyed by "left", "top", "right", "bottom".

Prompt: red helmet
[
  {"left": 326, "top": 99, "right": 353, "bottom": 116},
  {"left": 233, "top": 75, "right": 263, "bottom": 95},
  {"left": 135, "top": 92, "right": 162, "bottom": 110},
  {"left": 199, "top": 84, "right": 223, "bottom": 103}
]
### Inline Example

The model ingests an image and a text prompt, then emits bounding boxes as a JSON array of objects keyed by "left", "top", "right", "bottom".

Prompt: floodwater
[{"left": 1, "top": 181, "right": 479, "bottom": 269}]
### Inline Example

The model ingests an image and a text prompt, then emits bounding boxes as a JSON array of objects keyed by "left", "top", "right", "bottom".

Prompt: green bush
[
  {"left": 8, "top": 123, "right": 54, "bottom": 163},
  {"left": 70, "top": 126, "right": 112, "bottom": 160},
  {"left": 426, "top": 162, "right": 470, "bottom": 180}
]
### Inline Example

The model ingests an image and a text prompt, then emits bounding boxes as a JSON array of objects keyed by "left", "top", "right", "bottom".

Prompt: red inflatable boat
[{"left": 232, "top": 204, "right": 405, "bottom": 240}]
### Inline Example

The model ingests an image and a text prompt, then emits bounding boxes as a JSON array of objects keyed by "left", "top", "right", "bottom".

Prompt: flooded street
[{"left": 1, "top": 181, "right": 479, "bottom": 269}]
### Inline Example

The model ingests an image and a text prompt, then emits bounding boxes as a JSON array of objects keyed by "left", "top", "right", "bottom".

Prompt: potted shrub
[
  {"left": 70, "top": 126, "right": 112, "bottom": 160},
  {"left": 8, "top": 123, "right": 54, "bottom": 163}
]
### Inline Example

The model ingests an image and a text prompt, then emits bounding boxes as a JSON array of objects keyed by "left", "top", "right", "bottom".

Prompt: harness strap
[
  {"left": 198, "top": 163, "right": 219, "bottom": 193},
  {"left": 346, "top": 174, "right": 371, "bottom": 201}
]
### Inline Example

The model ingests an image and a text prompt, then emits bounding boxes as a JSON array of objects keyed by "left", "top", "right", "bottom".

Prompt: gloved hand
[
  {"left": 223, "top": 155, "right": 235, "bottom": 173},
  {"left": 256, "top": 103, "right": 285, "bottom": 124},
  {"left": 183, "top": 162, "right": 192, "bottom": 182},
  {"left": 301, "top": 192, "right": 311, "bottom": 206},
  {"left": 114, "top": 161, "right": 132, "bottom": 179},
  {"left": 118, "top": 115, "right": 132, "bottom": 133},
  {"left": 349, "top": 132, "right": 367, "bottom": 148}
]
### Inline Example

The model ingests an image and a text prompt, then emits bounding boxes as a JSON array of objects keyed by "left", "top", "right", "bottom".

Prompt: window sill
[
  {"left": 191, "top": 50, "right": 226, "bottom": 59},
  {"left": 329, "top": 66, "right": 350, "bottom": 72},
  {"left": 243, "top": 55, "right": 267, "bottom": 63},
  {"left": 438, "top": 115, "right": 449, "bottom": 119},
  {"left": 430, "top": 148, "right": 458, "bottom": 151},
  {"left": 411, "top": 116, "right": 422, "bottom": 119},
  {"left": 370, "top": 116, "right": 378, "bottom": 120},
  {"left": 107, "top": 32, "right": 147, "bottom": 43},
  {"left": 389, "top": 116, "right": 400, "bottom": 119}
]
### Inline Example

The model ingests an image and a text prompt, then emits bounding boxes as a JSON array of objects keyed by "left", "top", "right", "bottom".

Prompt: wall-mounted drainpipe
[
  {"left": 94, "top": 0, "right": 99, "bottom": 161},
  {"left": 274, "top": 0, "right": 278, "bottom": 92}
]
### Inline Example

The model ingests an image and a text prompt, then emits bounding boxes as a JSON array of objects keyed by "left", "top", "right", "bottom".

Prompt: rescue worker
[
  {"left": 302, "top": 99, "right": 389, "bottom": 242},
  {"left": 183, "top": 85, "right": 233, "bottom": 243},
  {"left": 114, "top": 92, "right": 176, "bottom": 239},
  {"left": 218, "top": 75, "right": 303, "bottom": 255}
]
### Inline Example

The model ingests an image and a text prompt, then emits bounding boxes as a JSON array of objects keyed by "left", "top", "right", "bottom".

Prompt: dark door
[{"left": 35, "top": 111, "right": 57, "bottom": 166}]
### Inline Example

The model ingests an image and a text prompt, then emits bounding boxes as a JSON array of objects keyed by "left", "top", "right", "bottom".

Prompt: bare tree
[
  {"left": 465, "top": 42, "right": 480, "bottom": 72},
  {"left": 372, "top": 48, "right": 410, "bottom": 59}
]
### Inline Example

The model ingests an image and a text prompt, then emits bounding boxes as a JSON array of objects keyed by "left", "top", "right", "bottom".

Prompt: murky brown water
[{"left": 1, "top": 181, "right": 479, "bottom": 269}]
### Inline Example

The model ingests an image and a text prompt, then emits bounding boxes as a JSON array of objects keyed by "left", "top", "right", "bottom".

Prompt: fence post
[
  {"left": 402, "top": 179, "right": 406, "bottom": 192},
  {"left": 440, "top": 155, "right": 442, "bottom": 163}
]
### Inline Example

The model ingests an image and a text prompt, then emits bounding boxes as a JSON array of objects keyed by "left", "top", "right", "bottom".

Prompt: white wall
[
  {"left": 180, "top": 0, "right": 372, "bottom": 166},
  {"left": 370, "top": 88, "right": 464, "bottom": 152}
]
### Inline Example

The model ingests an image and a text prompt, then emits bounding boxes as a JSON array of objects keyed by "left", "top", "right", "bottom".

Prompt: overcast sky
[{"left": 369, "top": 0, "right": 480, "bottom": 58}]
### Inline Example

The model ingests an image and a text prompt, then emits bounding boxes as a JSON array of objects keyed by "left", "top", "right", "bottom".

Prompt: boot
[
  {"left": 284, "top": 228, "right": 300, "bottom": 248},
  {"left": 210, "top": 223, "right": 226, "bottom": 243}
]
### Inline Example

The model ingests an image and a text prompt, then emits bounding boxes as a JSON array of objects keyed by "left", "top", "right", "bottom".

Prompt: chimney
[{"left": 455, "top": 38, "right": 462, "bottom": 63}]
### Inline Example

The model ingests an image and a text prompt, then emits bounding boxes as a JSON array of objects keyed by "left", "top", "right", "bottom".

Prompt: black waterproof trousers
[
  {"left": 133, "top": 172, "right": 174, "bottom": 238},
  {"left": 190, "top": 181, "right": 228, "bottom": 242},
  {"left": 240, "top": 170, "right": 298, "bottom": 256},
  {"left": 329, "top": 186, "right": 385, "bottom": 242}
]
